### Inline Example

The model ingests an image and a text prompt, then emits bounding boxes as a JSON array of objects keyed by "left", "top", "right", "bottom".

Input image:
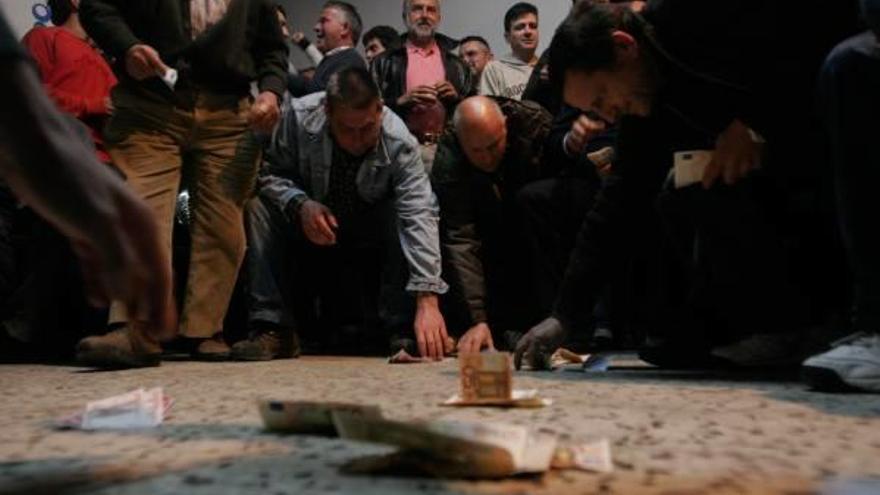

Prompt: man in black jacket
[
  {"left": 370, "top": 0, "right": 472, "bottom": 170},
  {"left": 288, "top": 1, "right": 366, "bottom": 97},
  {"left": 75, "top": 0, "right": 287, "bottom": 369},
  {"left": 514, "top": 0, "right": 858, "bottom": 370},
  {"left": 432, "top": 96, "right": 605, "bottom": 354}
]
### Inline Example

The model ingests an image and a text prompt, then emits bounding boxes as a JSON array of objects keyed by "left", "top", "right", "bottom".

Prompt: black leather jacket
[{"left": 370, "top": 33, "right": 474, "bottom": 122}]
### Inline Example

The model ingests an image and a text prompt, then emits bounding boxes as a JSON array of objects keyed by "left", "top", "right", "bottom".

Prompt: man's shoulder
[
  {"left": 380, "top": 107, "right": 420, "bottom": 155},
  {"left": 497, "top": 97, "right": 551, "bottom": 125},
  {"left": 22, "top": 26, "right": 59, "bottom": 45},
  {"left": 431, "top": 135, "right": 469, "bottom": 184}
]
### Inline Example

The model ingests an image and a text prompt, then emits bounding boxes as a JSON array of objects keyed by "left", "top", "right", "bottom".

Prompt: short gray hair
[
  {"left": 325, "top": 1, "right": 363, "bottom": 45},
  {"left": 402, "top": 0, "right": 442, "bottom": 16}
]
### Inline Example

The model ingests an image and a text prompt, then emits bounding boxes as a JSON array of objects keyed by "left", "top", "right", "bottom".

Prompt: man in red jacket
[{"left": 21, "top": 0, "right": 117, "bottom": 164}]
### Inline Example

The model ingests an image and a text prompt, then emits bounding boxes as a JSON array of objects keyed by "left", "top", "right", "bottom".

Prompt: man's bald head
[{"left": 452, "top": 96, "right": 508, "bottom": 172}]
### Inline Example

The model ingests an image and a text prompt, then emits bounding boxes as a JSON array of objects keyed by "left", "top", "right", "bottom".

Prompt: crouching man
[{"left": 233, "top": 67, "right": 451, "bottom": 361}]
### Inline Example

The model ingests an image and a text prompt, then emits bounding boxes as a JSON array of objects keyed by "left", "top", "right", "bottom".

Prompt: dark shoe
[
  {"left": 389, "top": 333, "right": 419, "bottom": 356},
  {"left": 638, "top": 338, "right": 729, "bottom": 370},
  {"left": 231, "top": 328, "right": 300, "bottom": 361},
  {"left": 189, "top": 333, "right": 231, "bottom": 361},
  {"left": 76, "top": 327, "right": 162, "bottom": 369}
]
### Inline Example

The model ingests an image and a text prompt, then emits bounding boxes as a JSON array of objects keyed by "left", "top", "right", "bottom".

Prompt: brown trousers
[{"left": 104, "top": 86, "right": 260, "bottom": 338}]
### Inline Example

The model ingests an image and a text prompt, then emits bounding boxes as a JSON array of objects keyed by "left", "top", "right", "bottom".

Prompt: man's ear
[{"left": 611, "top": 30, "right": 639, "bottom": 61}]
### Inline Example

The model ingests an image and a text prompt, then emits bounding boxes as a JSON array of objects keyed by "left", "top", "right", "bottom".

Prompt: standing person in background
[
  {"left": 802, "top": 0, "right": 880, "bottom": 393},
  {"left": 458, "top": 35, "right": 493, "bottom": 83},
  {"left": 74, "top": 0, "right": 287, "bottom": 369},
  {"left": 288, "top": 1, "right": 366, "bottom": 97},
  {"left": 479, "top": 2, "right": 539, "bottom": 100},
  {"left": 22, "top": 0, "right": 117, "bottom": 164},
  {"left": 275, "top": 4, "right": 323, "bottom": 77},
  {"left": 0, "top": 11, "right": 174, "bottom": 348},
  {"left": 371, "top": 0, "right": 472, "bottom": 171},
  {"left": 362, "top": 25, "right": 401, "bottom": 65}
]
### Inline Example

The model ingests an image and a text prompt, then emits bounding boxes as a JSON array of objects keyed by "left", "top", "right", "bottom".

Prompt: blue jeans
[{"left": 820, "top": 31, "right": 880, "bottom": 332}]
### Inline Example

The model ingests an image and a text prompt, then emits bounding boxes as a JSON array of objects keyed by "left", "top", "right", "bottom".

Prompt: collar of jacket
[
  {"left": 394, "top": 31, "right": 460, "bottom": 55},
  {"left": 300, "top": 95, "right": 393, "bottom": 168}
]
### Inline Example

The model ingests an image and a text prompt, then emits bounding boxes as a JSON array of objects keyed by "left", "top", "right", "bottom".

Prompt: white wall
[
  {"left": 282, "top": 0, "right": 573, "bottom": 69},
  {"left": 0, "top": 0, "right": 53, "bottom": 38}
]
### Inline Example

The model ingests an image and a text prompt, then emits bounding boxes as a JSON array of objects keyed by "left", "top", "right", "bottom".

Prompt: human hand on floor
[
  {"left": 124, "top": 44, "right": 170, "bottom": 81},
  {"left": 702, "top": 119, "right": 763, "bottom": 188},
  {"left": 299, "top": 200, "right": 338, "bottom": 246},
  {"left": 457, "top": 322, "right": 495, "bottom": 354},
  {"left": 514, "top": 317, "right": 567, "bottom": 370},
  {"left": 249, "top": 91, "right": 280, "bottom": 134},
  {"left": 414, "top": 293, "right": 450, "bottom": 360}
]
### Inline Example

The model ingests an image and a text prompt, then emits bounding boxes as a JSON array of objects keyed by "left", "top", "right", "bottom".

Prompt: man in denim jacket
[{"left": 234, "top": 67, "right": 450, "bottom": 361}]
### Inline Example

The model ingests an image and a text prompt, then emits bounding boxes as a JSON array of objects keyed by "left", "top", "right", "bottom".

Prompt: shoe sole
[
  {"left": 190, "top": 352, "right": 232, "bottom": 362},
  {"left": 76, "top": 348, "right": 161, "bottom": 370},
  {"left": 230, "top": 350, "right": 299, "bottom": 362},
  {"left": 802, "top": 366, "right": 864, "bottom": 393}
]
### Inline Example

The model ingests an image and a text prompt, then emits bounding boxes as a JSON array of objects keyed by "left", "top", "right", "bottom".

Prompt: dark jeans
[
  {"left": 246, "top": 195, "right": 411, "bottom": 343},
  {"left": 652, "top": 177, "right": 811, "bottom": 347},
  {"left": 820, "top": 32, "right": 880, "bottom": 332}
]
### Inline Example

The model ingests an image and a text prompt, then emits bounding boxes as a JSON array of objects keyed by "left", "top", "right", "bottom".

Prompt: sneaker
[
  {"left": 76, "top": 326, "right": 162, "bottom": 369},
  {"left": 802, "top": 332, "right": 880, "bottom": 392},
  {"left": 231, "top": 328, "right": 300, "bottom": 361},
  {"left": 188, "top": 333, "right": 231, "bottom": 361},
  {"left": 711, "top": 332, "right": 804, "bottom": 368}
]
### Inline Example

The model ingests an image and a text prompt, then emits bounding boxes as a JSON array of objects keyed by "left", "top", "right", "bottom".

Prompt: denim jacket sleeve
[
  {"left": 257, "top": 99, "right": 310, "bottom": 215},
  {"left": 390, "top": 135, "right": 449, "bottom": 295}
]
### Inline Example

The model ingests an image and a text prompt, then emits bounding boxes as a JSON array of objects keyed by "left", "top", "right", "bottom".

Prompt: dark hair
[
  {"left": 274, "top": 3, "right": 287, "bottom": 19},
  {"left": 326, "top": 67, "right": 381, "bottom": 110},
  {"left": 48, "top": 0, "right": 74, "bottom": 25},
  {"left": 504, "top": 2, "right": 538, "bottom": 33},
  {"left": 362, "top": 25, "right": 401, "bottom": 51},
  {"left": 459, "top": 35, "right": 491, "bottom": 52},
  {"left": 547, "top": 1, "right": 646, "bottom": 88},
  {"left": 324, "top": 1, "right": 363, "bottom": 45}
]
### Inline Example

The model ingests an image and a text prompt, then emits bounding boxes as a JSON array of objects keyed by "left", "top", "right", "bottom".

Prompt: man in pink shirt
[{"left": 371, "top": 0, "right": 473, "bottom": 170}]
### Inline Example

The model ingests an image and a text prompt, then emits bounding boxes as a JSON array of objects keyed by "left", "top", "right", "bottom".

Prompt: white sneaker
[{"left": 802, "top": 332, "right": 880, "bottom": 392}]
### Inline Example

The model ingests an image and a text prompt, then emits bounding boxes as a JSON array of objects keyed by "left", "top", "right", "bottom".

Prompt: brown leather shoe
[
  {"left": 76, "top": 326, "right": 162, "bottom": 369},
  {"left": 189, "top": 333, "right": 231, "bottom": 361},
  {"left": 231, "top": 328, "right": 300, "bottom": 361}
]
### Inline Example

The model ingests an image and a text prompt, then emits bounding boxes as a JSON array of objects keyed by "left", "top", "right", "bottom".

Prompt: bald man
[{"left": 432, "top": 96, "right": 565, "bottom": 353}]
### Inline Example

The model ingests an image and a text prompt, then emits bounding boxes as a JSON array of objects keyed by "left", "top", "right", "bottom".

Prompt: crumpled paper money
[{"left": 56, "top": 388, "right": 172, "bottom": 430}]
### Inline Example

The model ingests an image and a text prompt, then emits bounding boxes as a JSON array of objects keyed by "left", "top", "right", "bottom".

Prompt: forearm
[{"left": 79, "top": 0, "right": 140, "bottom": 58}]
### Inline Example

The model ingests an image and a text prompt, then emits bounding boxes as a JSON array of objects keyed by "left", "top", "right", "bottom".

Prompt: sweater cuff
[{"left": 258, "top": 74, "right": 286, "bottom": 99}]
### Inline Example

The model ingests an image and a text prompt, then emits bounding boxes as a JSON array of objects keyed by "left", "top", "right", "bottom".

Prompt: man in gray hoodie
[{"left": 479, "top": 2, "right": 539, "bottom": 100}]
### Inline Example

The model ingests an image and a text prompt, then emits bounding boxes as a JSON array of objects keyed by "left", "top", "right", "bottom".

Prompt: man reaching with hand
[
  {"left": 75, "top": 0, "right": 288, "bottom": 368},
  {"left": 233, "top": 68, "right": 450, "bottom": 361}
]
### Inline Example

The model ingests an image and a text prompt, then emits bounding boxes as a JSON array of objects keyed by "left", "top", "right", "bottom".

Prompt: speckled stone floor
[{"left": 1, "top": 355, "right": 880, "bottom": 494}]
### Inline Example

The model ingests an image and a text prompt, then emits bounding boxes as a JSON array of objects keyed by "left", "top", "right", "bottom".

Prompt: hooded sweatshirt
[{"left": 478, "top": 52, "right": 535, "bottom": 100}]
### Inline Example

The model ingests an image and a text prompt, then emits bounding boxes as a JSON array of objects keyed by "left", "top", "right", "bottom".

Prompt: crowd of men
[{"left": 0, "top": 0, "right": 877, "bottom": 394}]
